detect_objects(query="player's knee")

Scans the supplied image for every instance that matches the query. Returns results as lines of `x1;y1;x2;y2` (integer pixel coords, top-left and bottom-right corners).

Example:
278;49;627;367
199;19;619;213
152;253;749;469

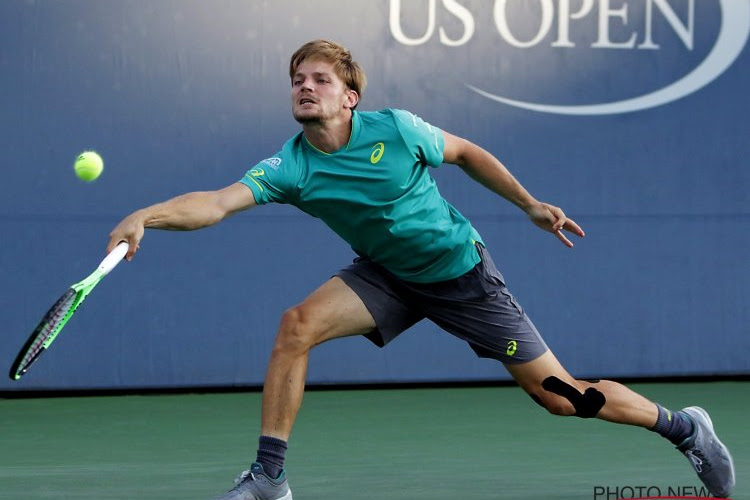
529;392;576;416
530;376;606;419
275;306;320;355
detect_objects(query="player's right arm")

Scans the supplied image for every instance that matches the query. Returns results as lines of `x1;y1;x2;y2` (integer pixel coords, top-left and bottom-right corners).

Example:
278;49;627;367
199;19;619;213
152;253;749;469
107;182;256;260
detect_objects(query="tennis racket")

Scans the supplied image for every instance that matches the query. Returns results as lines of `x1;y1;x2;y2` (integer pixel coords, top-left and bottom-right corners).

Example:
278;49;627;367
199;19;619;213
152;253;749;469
9;242;129;380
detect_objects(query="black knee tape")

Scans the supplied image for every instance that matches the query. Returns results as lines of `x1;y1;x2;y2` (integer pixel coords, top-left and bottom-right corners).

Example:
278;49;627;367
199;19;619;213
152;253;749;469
529;393;545;409
541;376;605;418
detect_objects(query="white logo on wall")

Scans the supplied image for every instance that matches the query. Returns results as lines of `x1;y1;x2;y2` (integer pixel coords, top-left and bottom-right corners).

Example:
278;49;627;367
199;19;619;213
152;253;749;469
389;0;750;115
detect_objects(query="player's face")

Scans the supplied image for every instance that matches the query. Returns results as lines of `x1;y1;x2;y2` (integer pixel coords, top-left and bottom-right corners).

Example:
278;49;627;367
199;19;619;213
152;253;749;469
291;59;355;124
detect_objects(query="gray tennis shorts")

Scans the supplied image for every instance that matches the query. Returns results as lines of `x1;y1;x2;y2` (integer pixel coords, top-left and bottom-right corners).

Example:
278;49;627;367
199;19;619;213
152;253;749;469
336;244;548;364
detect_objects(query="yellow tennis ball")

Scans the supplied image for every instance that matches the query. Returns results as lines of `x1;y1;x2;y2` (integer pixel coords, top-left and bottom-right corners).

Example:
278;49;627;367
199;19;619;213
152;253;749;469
74;151;104;182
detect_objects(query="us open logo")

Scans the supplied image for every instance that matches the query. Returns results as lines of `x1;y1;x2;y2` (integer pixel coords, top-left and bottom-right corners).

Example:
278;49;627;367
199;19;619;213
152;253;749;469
389;0;749;115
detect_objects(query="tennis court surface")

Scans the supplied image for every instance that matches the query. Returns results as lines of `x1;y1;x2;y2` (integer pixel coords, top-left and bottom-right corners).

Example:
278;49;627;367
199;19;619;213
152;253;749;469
1;381;746;499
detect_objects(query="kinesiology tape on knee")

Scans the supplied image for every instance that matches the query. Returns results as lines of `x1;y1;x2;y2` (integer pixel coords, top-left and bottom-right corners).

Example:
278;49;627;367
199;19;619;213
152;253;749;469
541;376;606;418
529;393;545;408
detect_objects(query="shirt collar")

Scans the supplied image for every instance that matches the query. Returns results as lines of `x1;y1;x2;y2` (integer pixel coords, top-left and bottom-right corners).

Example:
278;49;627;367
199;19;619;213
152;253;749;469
302;111;361;155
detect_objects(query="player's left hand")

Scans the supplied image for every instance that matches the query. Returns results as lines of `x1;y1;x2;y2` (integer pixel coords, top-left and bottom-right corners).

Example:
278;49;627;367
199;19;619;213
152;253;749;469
527;202;585;248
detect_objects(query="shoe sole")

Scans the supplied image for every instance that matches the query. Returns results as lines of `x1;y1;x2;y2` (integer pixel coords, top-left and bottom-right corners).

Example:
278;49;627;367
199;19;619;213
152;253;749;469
682;406;735;496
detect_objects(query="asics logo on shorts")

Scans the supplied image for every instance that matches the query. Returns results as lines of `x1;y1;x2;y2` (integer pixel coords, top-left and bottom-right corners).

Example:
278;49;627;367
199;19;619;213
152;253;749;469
506;340;518;356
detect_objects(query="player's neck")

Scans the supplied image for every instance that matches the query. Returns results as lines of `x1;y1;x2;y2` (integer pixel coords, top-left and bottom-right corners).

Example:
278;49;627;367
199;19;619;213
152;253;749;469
302;112;353;153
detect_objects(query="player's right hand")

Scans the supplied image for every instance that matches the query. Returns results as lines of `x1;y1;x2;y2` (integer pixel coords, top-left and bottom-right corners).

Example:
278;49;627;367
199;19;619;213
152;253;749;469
107;212;145;261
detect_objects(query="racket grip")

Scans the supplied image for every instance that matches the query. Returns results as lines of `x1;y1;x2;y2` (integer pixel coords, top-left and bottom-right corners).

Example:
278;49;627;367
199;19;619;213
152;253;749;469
98;242;129;275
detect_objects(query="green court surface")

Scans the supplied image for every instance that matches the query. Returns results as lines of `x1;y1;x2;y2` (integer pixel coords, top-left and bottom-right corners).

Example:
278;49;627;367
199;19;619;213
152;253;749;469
0;381;746;499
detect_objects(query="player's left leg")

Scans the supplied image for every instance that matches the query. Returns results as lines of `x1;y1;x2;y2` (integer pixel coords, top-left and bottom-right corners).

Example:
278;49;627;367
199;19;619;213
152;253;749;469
506;346;735;498
411;243;735;498
504;350;657;425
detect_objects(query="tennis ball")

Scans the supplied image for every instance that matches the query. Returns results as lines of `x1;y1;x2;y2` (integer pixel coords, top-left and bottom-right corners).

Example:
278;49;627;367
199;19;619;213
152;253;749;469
74;151;104;182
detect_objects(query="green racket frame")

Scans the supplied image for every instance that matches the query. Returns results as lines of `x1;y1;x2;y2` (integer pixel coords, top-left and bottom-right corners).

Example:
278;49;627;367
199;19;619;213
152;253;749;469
9;242;129;380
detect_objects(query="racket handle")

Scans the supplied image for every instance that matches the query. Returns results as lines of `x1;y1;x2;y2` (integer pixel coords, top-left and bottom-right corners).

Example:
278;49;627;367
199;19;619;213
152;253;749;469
98;242;129;275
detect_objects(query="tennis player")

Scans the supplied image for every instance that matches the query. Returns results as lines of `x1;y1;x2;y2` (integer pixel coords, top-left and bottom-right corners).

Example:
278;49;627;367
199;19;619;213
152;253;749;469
107;40;735;500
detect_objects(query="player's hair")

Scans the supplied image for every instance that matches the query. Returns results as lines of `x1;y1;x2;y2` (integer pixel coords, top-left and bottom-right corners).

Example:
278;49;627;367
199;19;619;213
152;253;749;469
289;40;367;109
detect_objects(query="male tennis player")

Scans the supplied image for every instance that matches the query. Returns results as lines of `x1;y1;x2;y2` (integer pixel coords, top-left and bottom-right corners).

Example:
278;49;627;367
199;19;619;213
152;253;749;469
107;40;735;500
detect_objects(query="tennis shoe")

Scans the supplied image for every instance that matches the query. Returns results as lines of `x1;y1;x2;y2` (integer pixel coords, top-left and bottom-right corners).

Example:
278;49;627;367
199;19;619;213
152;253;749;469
209;462;292;500
677;406;735;498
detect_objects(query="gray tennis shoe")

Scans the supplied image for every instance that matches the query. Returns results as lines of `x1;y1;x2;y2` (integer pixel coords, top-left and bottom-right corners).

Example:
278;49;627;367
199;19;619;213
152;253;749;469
210;462;292;500
677;407;735;498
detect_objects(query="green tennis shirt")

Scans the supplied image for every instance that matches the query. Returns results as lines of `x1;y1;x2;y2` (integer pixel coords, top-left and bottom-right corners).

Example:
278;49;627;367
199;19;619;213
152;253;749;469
239;108;482;283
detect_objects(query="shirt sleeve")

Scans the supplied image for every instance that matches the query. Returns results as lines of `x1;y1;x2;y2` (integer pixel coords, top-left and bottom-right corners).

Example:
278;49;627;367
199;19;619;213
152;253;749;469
238;153;293;205
391;109;445;168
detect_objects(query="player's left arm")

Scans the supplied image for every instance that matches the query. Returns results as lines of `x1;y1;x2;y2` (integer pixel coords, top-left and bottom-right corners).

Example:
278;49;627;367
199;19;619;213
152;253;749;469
442;131;585;247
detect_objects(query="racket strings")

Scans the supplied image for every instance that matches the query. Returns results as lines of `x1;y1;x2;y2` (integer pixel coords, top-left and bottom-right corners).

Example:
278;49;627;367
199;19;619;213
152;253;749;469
21;290;76;364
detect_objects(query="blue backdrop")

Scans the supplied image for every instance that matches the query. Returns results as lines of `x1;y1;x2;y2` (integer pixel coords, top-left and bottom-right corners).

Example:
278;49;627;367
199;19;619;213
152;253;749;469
2;0;748;391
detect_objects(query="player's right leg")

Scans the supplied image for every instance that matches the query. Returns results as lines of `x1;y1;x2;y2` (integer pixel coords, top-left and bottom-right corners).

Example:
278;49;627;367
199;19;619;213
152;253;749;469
261;276;378;441
210;276;379;500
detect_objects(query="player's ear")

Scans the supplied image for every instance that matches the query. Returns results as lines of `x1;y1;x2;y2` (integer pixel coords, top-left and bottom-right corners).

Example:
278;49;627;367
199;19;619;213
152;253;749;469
344;88;359;110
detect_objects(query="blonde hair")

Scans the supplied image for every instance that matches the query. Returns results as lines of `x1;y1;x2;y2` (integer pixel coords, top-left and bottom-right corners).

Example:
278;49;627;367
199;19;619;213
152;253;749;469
289;40;367;108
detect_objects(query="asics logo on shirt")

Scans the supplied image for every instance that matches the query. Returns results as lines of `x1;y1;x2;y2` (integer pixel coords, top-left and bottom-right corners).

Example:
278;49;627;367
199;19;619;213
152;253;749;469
245;168;265;191
370;142;385;164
